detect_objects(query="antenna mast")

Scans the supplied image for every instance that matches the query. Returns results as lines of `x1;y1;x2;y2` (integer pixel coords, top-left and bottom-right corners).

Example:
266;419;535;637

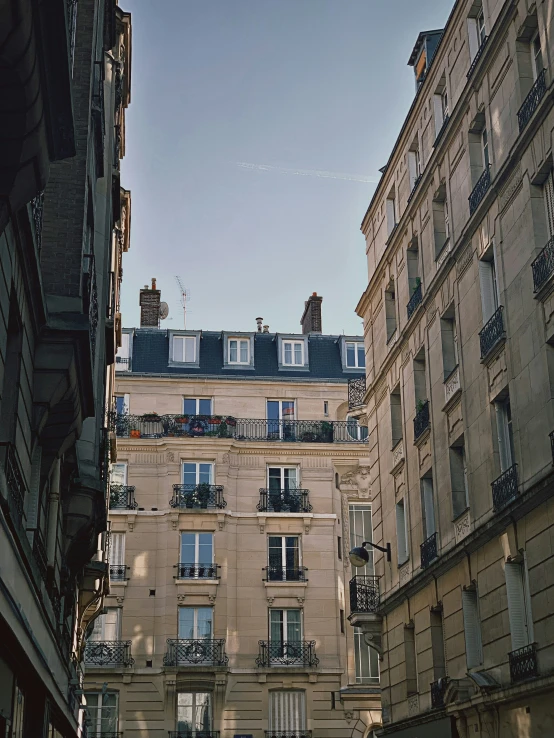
175;276;190;329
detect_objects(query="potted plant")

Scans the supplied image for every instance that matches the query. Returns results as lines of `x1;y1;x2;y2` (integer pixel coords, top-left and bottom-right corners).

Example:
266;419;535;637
320;421;334;443
142;411;159;423
175;415;189;424
189;417;207;436
195;482;212;508
218;420;230;438
210;415;223;425
130;429;141;438
226;416;237;427
416;398;427;414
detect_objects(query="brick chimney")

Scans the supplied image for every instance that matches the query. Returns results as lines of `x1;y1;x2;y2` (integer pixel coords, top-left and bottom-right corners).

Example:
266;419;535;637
139;278;161;327
300;292;322;334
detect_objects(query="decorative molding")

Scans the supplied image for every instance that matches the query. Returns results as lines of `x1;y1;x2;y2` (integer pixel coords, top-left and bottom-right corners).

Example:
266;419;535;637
399;562;411;586
344;711;354;724
259;516;266;534
444;366;461;405
221;453;230;464
208;594;216;604
342;494;351;562
297;597;305;607
454;509;471;544
267;597;275;606
166;451;175;463
391;439;405;473
408;694;419;717
499;162;522;213
340;465;371;499
177;594;186;603
456;247;474;277
436;240;452;270
116;596;124;605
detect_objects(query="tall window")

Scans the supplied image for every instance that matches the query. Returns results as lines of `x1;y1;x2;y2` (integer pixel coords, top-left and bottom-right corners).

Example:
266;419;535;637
385;279;397;342
346;341;365;368
282;340;304;366
543;171;554;239
468;7;486;60
462;587;483;668
183;398;212;416
109;532;125;569
84;693;118;736
404;624;418;695
505;559;534;650
354;628;380;683
177;692;211;737
183;462;213;486
495;397;515;472
482;128;490;168
430;608;446;681
270;609;302;642
433;79;449;136
267;400;295;440
413;349;427;406
408;140;421;190
386;194;397;236
390;385;403;447
178;607;213;640
268;536;300;580
180;532;213;565
173;335;196;363
228;337;249;364
269;691;306;733
268;466;298;491
110;462;127;486
114;394;129;415
420;476;436;540
477;8;486;43
0;290;23;445
450;439;469;519
432;191;449;257
396;499;409;565
479;253;499;324
349;504;373;574
441;306;458;378
90;609;121;641
531;31;543;80
11;684;25;738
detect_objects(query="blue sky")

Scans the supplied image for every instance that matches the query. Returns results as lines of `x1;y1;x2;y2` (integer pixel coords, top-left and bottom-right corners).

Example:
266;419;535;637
120;0;453;336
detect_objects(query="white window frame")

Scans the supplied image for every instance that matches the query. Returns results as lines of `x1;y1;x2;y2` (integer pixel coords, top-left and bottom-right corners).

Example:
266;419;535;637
478;254;499;324
267;400;296;421
277;335;309;370
283;340;304;366
110;462;128;485
169;331;201;367
173;335;196;363
353;626;380;683
444;197;450;241
183;397;213;415
180;531;214;565
505;557;534;651
84;693;119;735
91;608;121;641
177;692;212;736
477;8;486;44
349;504;373;574
268;535;302;570
495;398;514;473
182;462;214;485
269;691;306;732
482;128;489;168
396;499;409;565
421;477;436;539
345;341;365;369
178;606;214;639
269;608;303;642
228;337;250;365
267;466;299;488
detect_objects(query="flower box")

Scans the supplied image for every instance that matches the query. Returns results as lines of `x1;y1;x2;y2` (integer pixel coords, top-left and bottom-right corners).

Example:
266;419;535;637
226;416;237;427
130;429;141;438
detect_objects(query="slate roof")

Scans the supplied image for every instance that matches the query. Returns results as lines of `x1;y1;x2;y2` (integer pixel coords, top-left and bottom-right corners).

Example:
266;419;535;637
124;329;364;383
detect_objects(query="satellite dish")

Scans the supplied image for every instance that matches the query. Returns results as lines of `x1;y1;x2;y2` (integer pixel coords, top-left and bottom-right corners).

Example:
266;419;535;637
159;301;169;320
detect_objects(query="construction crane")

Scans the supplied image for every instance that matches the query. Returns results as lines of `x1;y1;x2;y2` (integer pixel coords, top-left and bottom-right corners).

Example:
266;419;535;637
175;276;190;329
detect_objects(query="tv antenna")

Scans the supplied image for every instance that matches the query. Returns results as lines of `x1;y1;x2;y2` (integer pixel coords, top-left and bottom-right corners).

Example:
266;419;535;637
175;276;190;329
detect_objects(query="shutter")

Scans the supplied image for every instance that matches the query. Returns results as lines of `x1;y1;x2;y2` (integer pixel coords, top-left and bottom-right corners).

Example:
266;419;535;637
495;402;511;472
110;533;125;566
544;171;554;239
479;260;496;323
421;478;436;538
505;562;529;650
396;501;408;563
462;588;483;667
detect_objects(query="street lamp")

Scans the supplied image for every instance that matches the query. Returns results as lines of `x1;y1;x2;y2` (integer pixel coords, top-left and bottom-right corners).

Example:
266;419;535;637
349;540;391;566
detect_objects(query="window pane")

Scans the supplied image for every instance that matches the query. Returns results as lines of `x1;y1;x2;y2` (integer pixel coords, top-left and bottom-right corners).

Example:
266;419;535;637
198;463;212;484
198;398;212;415
173;336;183;362
178;608;195;638
267;401;279;420
240;340;249;363
268;537;283;568
181;533;195;563
285;537;299;570
282;401;295;418
198;533;213;564
270;610;284;642
287;609;301;641
183;463;197;486
184;336;195;362
268;468;282;491
115;395;126;414
346;343;355;367
183;398;196;415
284;343;292;364
195;693;212;731
229;340;237;362
283;468;297;489
357;344;365;367
294;343;303;364
349;504;373;574
196;608;213;639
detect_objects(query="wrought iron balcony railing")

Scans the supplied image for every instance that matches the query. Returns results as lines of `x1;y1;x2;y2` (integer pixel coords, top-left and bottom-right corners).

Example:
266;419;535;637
467;35;488;79
30;191;45;254
420;532;438;569
257;488;312;513
469;165;491;215
84;640;134;667
518;69;546;133
349;575;380;613
407;282;423;319
531;236;554;292
170;484;226;510
169;732;219;738
163;638;228;666
348;376;366;410
256;641;319;667
0;443;27;529
509;642;538;683
430;678;448;708
491;463;518;511
263;566;308;582
414;400;430;441
265;732;312;738
479;306;505;359
31;529;48;579
109;565;128;581
174;563;220;579
115;355;130;369
109;484;138;509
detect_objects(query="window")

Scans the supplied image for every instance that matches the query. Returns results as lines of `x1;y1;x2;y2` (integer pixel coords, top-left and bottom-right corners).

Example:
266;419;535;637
340;609;345;634
390;385;403;447
346;341;365;368
177;692;212;737
462;587;483;668
11;684;25;738
467;8;486;60
421;476;436;539
531;31;543;80
110;462;127;486
385;279;397;342
386;194;397;236
180;532;213;565
268;466;298;491
430;608;446;681
433;79;449;136
183;462;213;486
268;536;300;580
444;196;450;240
283;340;304;366
479;254;499;323
354;627;380;683
450;439;469;519
337;536;342;560
269;691;306;733
408;140;421;191
115;331;131;370
432;188;449;257
270;609;302;642
349;504;373;574
404;623;418;695
543;171;554;239
413;349;427;406
183;397;212;416
505;558;534;650
482;128;490;168
114;394;129;415
396;499;409;565
441;88;449;119
477;8;486;43
0;290;23;445
172;335;196;363
90;608;121;641
267;400;296;439
440;306;458;378
178;607;213;639
495;397;515;472
407;240;420;298
84;693;118;736
228;337;250;364
324;400;329;416
109;532;125;567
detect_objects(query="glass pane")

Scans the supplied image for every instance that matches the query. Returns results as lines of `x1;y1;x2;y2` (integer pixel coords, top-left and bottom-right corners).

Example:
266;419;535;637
357;344;365;367
282;401;295;418
286;610;301;641
270;610;284;642
115;395;125;414
284;343;292;364
240;341;249;363
267;401;279;420
178;608;195;639
198;533;213;565
110;463;126;485
283;468;297;490
285;538;299;570
196;608;213;639
349;504;373;574
198;398;212;415
184;337;195;362
183;463;197;486
229;340;237;362
294;343;302;364
268;537;283;568
183;398;197;415
177;693;193;733
195;693;211;731
346;343;355;367
198;464;212;484
181;533;195;563
268;468;282;491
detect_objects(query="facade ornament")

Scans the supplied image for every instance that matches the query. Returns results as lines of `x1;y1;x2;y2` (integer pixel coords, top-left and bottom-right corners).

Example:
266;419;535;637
208;594;216;604
116;596;124;605
127;519;134;532
297;597;305;607
341;465;371;498
267;597;274;606
177;594;186;603
166;451;175;463
344;711;354;724
222;453;230;464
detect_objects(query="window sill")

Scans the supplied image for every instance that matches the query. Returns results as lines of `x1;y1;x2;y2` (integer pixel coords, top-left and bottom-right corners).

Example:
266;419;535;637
175;578;220;586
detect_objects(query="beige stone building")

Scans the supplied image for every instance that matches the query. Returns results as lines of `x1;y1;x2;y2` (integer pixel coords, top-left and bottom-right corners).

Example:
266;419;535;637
83;293;382;738
349;0;554;736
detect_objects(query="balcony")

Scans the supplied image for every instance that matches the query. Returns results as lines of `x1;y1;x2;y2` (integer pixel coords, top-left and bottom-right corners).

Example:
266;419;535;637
170;484;226;510
163;638;228;667
413;400;430;441
109;484;137;510
509;643;538;683
257;488;312;513
349;575;380;613
174;563;220;579
0;442;27;529
420;532;438;569
263;566;308;582
88;734;122;738
407;282;423;320
469;165;491;215
256;641;319;668
265;733;312;738
518;69;546;133
109;565;128;582
115;355;130;370
430;678;448;708
479;306;505;360
32;529;48;579
84;640;134;668
531;236;554;293
491;464;518;511
348;376;366;410
169;733;219;738
467;36;488;79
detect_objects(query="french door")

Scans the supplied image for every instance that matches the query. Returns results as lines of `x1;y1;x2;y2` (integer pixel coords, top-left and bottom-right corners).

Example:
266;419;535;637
267;400;295;439
268;536;300;580
177;692;212;737
270;609;302;642
178;607;213;640
85;693;118;736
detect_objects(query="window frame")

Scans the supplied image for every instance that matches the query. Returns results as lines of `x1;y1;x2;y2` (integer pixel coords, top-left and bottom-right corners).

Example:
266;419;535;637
276;335;309;371
177;691;212;736
353;626;380;684
84;693;119;736
531;30;543;81
462;586;483;668
268;535;302;572
183;397;213;416
223;332;255;369
395;498;409;565
269;690;306;732
178;606;214;639
182;461;214;486
168;331;201;368
349;503;373;575
269;608;303;642
180;531;214;566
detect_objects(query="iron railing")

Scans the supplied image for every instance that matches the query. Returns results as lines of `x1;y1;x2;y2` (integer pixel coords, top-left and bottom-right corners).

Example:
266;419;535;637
407;174;422;204
30;191;44;253
115;356;130;369
420;532;438;569
163;639;228;666
84;640;134;667
32;529;48;579
257;489;312;513
87;734;122;738
550;430;554;465
469;165;491;215
348;376;366;409
256;641;319;667
407;282;423;319
434;114;450;145
509;643;538;683
0;442;26;528
479;306;504;359
265;733;312;738
170;484;226;510
168;733;219;738
109;484;137;509
109;565;128;581
262;566;308;582
531;236;554;292
430;678;448;708
174;563;220;579
467;36;488;79
518;69;546;133
491;464;518;511
349;575;380;613
414;400;430;440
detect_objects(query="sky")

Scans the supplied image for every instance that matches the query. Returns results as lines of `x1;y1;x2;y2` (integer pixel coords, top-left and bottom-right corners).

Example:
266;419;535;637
119;0;453;336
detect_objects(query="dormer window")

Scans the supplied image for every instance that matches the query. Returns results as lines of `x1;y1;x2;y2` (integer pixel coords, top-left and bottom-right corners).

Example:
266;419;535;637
223;332;254;368
169;331;201;367
229;338;249;364
346;342;365;369
283;340;304;366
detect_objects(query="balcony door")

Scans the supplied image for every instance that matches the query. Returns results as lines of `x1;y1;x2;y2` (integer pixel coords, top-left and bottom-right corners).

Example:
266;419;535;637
183;462;213;486
270;609;302;643
268;536;300;580
84;693;118;737
178;607;213;640
269;691;306;734
177;692;212;737
267;400;295;439
180;532;214;565
90;608;120;641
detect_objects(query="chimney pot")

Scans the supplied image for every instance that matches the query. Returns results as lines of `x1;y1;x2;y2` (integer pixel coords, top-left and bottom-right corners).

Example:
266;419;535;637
256;317;263;332
152;277;157;290
263;325;269;333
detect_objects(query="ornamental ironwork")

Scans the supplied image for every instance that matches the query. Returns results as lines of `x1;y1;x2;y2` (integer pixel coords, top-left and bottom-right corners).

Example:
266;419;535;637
88;263;99;361
163;639;228;666
170;484;226;510
479;306;504;359
256;641;318;667
349;575;380;613
263;566;308;582
469;165;491;215
257;488;312;513
168;733;219;738
109;565;128;581
348;376;366;410
175;563;220;579
491;464;518;511
467;36;488;79
509;643;538;683
518;69;546;133
109;484;137;509
265;733;312;738
420;532;438;569
413;400;430;441
84;640;134;667
0;442;26;528
31;191;44;253
531;236;554;292
430;678;448;708
407;282;423;319
32;529;48;579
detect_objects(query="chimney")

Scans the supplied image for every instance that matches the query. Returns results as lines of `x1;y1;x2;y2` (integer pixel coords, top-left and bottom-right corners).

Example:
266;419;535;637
256;317;263;332
300;292;322;334
139;277;161;328
263;325;269;333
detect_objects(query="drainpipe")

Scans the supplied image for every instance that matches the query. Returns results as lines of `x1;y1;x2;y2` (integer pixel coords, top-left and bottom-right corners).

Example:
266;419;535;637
47;458;60;566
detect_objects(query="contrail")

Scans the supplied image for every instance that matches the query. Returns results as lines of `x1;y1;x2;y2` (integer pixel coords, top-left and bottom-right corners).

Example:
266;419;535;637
236;161;377;184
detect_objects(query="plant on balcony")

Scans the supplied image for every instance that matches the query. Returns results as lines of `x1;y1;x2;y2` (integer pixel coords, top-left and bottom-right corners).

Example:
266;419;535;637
210;415;223;425
130;429;141;438
413;277;421;292
142;412;159;422
188;417;207;436
283;488;300;512
268;489;283;512
226;416;237;427
175;415;189;423
218;420;231;438
416;398;426;413
195;482;212;507
320;421;334;442
301;431;319;442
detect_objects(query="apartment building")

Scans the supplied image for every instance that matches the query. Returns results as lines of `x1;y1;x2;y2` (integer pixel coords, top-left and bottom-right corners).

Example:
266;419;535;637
349;1;554;737
0;1;131;736
83;292;382;738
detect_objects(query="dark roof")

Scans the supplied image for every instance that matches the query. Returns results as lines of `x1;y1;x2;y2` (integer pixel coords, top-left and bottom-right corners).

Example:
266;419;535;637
125;329;364;383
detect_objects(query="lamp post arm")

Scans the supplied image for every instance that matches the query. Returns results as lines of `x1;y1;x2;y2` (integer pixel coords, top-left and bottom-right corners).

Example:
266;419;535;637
362;541;392;562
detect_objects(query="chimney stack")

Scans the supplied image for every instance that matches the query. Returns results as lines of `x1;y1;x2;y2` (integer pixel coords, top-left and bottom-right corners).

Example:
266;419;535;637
139;277;161;328
300;292;323;334
263;325;269;333
256;317;263;332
